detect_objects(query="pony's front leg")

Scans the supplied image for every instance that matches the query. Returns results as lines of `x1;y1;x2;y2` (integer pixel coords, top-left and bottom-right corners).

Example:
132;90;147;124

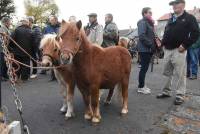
79;89;93;120
65;83;75;119
91;88;101;123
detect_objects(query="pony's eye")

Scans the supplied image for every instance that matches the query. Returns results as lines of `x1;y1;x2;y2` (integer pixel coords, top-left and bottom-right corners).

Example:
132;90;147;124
76;37;80;42
40;48;43;52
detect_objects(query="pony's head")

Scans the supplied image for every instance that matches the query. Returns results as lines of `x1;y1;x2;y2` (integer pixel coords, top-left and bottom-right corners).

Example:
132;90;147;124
40;34;61;67
118;37;129;48
57;20;83;64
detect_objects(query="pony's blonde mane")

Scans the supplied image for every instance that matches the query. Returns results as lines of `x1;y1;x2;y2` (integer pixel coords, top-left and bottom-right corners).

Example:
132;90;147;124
40;34;60;49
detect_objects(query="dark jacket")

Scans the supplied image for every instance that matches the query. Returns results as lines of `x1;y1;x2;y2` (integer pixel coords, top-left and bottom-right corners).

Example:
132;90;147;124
9;25;34;57
162;11;200;50
137;17;156;53
43;23;60;35
32;25;42;48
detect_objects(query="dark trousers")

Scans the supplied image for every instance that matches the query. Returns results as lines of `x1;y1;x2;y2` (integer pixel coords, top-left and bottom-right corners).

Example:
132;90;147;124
31;52;38;75
0;52;8;78
14;55;30;80
138;52;153;88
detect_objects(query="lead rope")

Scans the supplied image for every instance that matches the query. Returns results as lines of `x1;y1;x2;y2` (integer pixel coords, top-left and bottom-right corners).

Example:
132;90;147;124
1;34;30;134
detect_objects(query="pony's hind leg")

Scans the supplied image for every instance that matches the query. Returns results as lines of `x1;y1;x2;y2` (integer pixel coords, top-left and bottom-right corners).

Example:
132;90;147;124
121;80;129;115
104;88;114;105
65;82;75;119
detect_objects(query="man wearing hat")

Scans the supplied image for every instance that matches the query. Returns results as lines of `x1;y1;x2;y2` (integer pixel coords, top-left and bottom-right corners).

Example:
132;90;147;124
157;0;200;105
84;13;103;45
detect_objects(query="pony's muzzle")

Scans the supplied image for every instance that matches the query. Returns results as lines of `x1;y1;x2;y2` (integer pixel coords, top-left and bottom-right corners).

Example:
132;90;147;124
60;53;73;64
41;58;52;68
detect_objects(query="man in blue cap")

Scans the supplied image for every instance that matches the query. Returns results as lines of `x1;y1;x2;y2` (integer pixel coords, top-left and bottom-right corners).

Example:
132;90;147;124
157;0;200;105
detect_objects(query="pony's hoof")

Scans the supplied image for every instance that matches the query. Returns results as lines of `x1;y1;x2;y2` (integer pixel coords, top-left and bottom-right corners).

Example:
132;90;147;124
60;106;67;114
121;108;128;115
65;112;75;120
84;114;92;120
92;117;100;123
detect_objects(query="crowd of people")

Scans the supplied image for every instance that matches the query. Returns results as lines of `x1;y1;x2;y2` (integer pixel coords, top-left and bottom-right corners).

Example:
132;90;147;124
0;0;200;106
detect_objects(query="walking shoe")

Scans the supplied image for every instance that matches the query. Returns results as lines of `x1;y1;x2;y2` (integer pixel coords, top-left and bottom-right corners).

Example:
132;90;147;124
156;92;171;99
144;86;151;92
137;87;151;94
189;75;197;80
30;74;37;79
174;95;184;105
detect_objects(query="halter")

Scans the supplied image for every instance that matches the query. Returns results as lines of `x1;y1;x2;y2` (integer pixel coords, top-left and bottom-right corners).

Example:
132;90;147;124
59;32;83;57
42;54;61;66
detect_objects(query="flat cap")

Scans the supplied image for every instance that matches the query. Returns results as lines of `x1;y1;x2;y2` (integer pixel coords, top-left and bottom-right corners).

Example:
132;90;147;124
88;13;97;17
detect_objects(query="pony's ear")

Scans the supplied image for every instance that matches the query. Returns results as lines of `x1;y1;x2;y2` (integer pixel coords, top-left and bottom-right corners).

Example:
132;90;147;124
76;20;82;30
62;19;66;24
55;35;60;41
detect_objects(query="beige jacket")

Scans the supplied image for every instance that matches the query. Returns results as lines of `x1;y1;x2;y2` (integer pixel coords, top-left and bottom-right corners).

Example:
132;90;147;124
85;23;103;45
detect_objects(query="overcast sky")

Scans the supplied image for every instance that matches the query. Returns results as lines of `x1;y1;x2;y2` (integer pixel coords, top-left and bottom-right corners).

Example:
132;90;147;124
14;0;200;29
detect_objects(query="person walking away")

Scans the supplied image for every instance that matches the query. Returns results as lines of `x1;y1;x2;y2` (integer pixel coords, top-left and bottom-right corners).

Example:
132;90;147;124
41;15;60;81
9;18;34;82
28;16;42;79
137;7;156;94
84;13;103;45
102;13;119;48
157;0;199;105
0;17;11;81
187;36;200;80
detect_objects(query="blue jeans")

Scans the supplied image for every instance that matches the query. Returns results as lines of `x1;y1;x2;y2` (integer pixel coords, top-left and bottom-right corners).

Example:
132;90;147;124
199;48;200;65
187;48;199;76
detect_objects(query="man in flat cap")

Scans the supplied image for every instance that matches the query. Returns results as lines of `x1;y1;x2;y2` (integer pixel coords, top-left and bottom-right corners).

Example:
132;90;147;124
157;0;200;105
84;13;103;45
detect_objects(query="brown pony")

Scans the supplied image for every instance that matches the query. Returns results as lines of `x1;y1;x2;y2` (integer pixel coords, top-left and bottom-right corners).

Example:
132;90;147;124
58;20;131;123
118;37;129;48
40;34;75;119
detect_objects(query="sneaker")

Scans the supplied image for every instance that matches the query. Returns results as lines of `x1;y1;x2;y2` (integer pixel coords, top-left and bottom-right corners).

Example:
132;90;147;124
137;87;151;94
30;74;37;79
144;86;151;92
189;75;197;80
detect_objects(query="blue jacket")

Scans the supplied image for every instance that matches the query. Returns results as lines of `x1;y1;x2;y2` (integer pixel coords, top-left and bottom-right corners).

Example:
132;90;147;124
137;17;156;53
43;24;60;35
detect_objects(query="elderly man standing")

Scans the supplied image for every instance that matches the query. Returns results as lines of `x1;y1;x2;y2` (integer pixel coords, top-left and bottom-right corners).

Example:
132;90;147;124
0;17;11;81
157;0;200;105
102;13;119;48
84;13;103;45
28;16;42;79
9;18;34;82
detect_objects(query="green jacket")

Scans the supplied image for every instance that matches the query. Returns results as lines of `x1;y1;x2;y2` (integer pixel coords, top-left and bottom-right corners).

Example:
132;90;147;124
190;36;200;49
102;22;119;47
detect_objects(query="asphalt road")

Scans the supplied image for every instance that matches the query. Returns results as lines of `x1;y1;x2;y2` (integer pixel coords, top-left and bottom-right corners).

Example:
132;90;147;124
1;60;200;134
